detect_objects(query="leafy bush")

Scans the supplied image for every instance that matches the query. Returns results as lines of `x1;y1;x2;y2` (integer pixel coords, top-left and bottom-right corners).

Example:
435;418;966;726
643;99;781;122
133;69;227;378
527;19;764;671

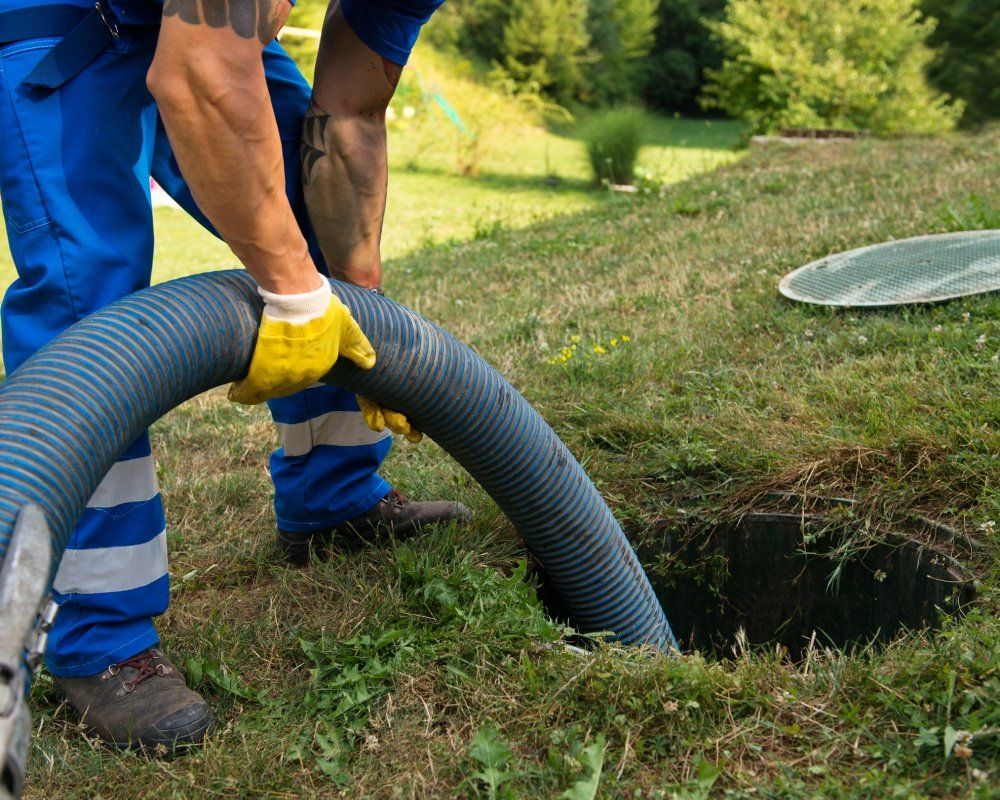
383;47;564;178
702;0;963;135
922;0;1000;127
581;106;647;185
643;0;725;112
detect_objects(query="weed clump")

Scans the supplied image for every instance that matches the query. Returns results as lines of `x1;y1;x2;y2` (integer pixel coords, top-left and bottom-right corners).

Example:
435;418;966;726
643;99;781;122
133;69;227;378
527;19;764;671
581;106;647;186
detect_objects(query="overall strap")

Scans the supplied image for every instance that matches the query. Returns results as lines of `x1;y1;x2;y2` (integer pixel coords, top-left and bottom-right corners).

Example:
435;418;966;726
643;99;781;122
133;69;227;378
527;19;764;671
0;5;89;42
0;2;122;90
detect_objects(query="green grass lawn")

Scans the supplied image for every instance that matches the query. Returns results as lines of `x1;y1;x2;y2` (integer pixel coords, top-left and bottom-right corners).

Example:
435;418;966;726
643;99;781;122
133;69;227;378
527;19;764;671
382;112;742;257
16;128;999;798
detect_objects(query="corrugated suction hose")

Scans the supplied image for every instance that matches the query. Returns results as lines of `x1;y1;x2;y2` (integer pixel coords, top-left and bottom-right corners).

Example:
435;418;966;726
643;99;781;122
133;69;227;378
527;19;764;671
0;271;676;651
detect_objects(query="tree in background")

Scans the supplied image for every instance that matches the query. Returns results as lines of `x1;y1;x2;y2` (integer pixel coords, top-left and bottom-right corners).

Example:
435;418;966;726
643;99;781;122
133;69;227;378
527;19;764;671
427;0;661;106
922;0;999;127
583;0;659;104
501;0;591;103
703;0;963;135
426;0;513;65
643;0;725;113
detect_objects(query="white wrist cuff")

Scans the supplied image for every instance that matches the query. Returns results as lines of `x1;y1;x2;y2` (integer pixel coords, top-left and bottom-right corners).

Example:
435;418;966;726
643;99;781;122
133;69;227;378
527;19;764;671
258;278;331;324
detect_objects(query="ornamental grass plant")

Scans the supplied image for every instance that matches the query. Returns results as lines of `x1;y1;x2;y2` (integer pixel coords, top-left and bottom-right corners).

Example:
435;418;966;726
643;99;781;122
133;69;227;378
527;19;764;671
581;106;648;186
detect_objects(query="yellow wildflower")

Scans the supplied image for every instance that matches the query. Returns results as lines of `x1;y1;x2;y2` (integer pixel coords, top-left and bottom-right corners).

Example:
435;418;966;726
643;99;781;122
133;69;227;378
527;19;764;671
593;345;606;355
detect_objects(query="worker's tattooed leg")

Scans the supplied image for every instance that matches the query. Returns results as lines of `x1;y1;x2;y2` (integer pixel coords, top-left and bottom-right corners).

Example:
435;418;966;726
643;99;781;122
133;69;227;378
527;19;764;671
162;0;285;45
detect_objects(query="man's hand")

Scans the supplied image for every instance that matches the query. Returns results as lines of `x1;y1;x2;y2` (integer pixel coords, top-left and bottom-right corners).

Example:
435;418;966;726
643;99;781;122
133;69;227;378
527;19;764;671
229;280;376;405
357;396;422;443
149;1;364;404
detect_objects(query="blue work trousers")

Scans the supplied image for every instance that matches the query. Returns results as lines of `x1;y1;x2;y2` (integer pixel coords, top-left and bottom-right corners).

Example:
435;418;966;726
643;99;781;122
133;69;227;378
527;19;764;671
0;27;392;677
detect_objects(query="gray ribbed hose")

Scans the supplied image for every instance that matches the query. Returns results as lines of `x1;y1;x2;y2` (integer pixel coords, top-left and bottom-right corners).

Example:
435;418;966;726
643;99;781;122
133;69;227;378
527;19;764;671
0;271;676;651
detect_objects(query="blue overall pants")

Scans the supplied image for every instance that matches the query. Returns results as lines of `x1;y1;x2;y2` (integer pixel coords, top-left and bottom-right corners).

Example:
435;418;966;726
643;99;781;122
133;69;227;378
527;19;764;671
0;27;392;677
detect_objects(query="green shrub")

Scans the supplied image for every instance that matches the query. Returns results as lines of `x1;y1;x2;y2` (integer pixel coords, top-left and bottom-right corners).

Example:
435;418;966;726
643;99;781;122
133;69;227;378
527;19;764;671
581;107;647;185
702;0;963;135
922;0;1000;127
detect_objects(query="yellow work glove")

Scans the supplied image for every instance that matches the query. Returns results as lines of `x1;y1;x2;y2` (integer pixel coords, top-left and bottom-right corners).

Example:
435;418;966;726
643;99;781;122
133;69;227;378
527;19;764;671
357;395;423;443
229;279;376;405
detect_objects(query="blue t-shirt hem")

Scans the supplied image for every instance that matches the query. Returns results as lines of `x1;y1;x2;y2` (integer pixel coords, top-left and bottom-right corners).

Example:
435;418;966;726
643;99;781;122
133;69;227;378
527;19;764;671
341;0;442;66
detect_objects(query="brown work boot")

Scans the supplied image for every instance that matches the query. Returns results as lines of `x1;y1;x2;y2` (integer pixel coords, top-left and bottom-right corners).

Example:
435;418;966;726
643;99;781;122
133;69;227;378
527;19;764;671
277;489;472;565
52;647;213;751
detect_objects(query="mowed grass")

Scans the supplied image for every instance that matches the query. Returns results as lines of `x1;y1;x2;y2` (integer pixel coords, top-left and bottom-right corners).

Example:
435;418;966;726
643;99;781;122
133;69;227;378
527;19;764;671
382;108;742;260
17;129;1000;799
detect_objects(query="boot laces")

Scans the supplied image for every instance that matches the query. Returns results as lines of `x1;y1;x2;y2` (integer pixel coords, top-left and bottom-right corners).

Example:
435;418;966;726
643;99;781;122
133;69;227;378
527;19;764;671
114;650;161;690
385;489;408;507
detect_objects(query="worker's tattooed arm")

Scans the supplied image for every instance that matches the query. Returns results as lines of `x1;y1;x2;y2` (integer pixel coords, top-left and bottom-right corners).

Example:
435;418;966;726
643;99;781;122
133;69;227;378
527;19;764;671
149;0;324;294
162;0;282;45
301;2;402;289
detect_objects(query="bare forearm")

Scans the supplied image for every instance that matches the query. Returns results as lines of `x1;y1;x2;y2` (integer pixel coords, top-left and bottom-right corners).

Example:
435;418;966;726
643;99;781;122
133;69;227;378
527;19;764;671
303;0;401;289
302;104;388;288
148;1;321;294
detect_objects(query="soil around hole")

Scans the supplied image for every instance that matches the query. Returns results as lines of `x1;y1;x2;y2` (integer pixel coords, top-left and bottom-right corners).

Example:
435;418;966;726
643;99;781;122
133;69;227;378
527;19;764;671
534;500;977;659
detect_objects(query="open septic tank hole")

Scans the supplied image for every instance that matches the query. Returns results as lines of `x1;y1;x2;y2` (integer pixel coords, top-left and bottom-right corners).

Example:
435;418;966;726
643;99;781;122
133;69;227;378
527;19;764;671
538;499;977;659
